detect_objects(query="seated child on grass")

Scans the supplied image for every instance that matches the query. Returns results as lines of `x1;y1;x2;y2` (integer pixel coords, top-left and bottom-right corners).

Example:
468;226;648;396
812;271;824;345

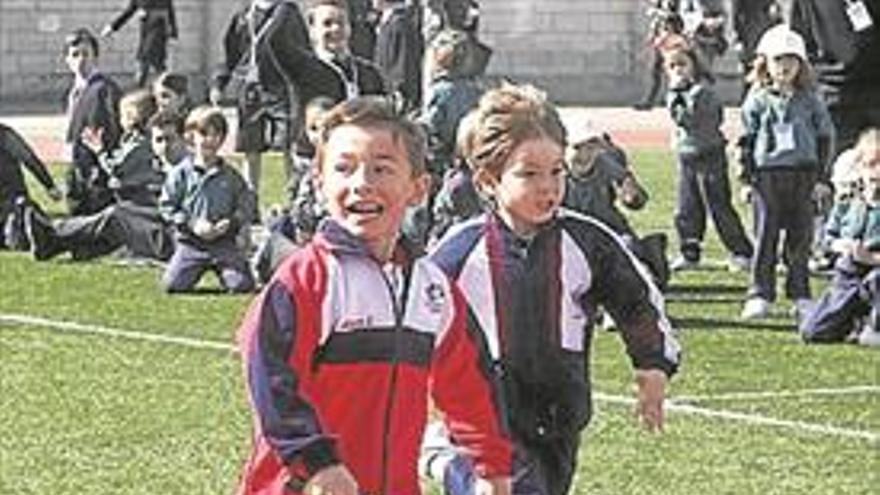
24;111;188;263
563;127;670;290
82;88;162;207
235;96;512;495
158;106;255;293
801;128;880;346
0;123;62;249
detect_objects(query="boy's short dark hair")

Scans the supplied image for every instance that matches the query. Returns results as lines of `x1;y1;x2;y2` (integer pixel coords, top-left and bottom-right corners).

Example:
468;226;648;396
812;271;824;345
154;72;189;97
305;0;350;18
64;28;99;57
184;106;229;140
148;109;185;135
314;96;427;176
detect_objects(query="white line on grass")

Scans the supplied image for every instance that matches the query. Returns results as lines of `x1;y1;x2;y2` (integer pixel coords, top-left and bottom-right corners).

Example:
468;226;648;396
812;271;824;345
4;312;877;444
672;386;880;403
595;392;879;444
0;313;236;353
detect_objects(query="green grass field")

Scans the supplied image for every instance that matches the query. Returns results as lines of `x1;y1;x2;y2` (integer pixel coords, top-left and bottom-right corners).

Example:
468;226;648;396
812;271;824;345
1;150;877;494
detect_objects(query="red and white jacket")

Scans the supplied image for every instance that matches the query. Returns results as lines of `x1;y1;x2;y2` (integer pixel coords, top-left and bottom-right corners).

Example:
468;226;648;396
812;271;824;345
236;220;512;495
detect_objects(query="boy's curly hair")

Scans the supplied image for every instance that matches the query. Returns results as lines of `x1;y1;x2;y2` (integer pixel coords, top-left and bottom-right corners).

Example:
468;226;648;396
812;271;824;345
462;83;567;178
314;96;427;176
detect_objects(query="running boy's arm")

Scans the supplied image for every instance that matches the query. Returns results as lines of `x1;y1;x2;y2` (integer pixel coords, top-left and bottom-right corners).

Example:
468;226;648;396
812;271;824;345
738;92;763;184
430;288;513;483
106;0;138;34
238;280;345;486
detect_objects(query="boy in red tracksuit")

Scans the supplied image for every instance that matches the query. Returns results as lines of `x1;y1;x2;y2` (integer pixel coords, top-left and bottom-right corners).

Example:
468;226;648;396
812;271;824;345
236;96;512;495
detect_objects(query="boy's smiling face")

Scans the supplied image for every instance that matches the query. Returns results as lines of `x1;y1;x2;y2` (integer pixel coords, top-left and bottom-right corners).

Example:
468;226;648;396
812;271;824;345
309;4;351;57
477;136;566;237
317;123;428;260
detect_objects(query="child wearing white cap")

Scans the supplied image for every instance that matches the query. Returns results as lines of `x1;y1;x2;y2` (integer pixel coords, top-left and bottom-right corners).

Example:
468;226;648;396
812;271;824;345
739;24;836;320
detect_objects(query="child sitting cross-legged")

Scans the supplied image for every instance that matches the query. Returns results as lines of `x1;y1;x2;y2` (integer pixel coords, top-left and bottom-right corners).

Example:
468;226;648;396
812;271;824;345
158;106;256;293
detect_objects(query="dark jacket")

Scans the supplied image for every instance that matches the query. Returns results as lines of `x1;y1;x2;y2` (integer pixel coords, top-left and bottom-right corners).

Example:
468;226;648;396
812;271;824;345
65;72;121;148
213;1;310;99
0;123;55;205
791;0;880;106
374;4;424;111
431;211;680;445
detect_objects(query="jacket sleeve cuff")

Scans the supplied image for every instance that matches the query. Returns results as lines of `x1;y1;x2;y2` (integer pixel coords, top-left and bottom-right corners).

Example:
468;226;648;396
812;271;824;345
302;438;342;478
634;353;678;377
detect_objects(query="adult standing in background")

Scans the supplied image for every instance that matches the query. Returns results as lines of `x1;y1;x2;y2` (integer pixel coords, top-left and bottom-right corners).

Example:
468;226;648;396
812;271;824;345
210;0;310;213
790;0;880;153
348;0;378;60
101;0;178;87
678;0;729;72
373;0;425;113
731;0;782;77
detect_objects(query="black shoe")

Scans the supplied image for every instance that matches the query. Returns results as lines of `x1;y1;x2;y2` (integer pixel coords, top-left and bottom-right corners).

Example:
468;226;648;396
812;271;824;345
633;101;654;111
24;207;63;261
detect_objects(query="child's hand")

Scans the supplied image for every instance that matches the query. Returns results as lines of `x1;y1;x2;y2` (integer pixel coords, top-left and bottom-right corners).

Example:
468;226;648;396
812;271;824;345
209;88;223;106
80;126;105;154
191;218;215;239
634;368;668;432
475;477;511;495
830;238;858;256
304;465;358;495
107;176;122;190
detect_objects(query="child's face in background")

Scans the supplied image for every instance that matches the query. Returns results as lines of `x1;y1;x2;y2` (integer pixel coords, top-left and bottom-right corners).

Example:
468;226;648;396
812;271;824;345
153;84;186;114
120;103;140;133
317;124;428;260
189;127;224;166
309;4;351;56
768;54;801;89
305;107;328;146
65;43;96;78
479;136;566;237
664;51;694;88
150;124;182;165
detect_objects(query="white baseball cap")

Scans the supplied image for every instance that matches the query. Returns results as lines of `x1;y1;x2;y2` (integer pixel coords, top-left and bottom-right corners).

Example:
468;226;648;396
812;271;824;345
756;24;808;60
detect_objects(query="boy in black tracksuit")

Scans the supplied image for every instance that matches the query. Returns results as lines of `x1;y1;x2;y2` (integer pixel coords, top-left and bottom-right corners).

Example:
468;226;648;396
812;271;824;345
0;123;61;249
101;0;178;87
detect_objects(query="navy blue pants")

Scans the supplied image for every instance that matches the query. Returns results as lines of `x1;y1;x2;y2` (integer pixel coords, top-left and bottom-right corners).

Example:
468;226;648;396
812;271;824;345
674;149;753;261
800;256;880;341
162;237;255;293
750;169;816;301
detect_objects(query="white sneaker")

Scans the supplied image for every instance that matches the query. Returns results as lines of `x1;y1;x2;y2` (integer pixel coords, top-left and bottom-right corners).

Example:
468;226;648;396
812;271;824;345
741;297;771;320
857;321;880;347
790;298;813;319
728;254;752;273
671;256;699;272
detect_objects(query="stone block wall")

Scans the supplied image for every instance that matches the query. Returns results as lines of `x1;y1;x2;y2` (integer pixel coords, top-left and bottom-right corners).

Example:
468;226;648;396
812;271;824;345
0;0;740;107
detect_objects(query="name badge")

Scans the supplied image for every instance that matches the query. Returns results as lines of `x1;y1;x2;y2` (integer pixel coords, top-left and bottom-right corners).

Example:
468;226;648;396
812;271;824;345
846;0;874;32
773;122;796;152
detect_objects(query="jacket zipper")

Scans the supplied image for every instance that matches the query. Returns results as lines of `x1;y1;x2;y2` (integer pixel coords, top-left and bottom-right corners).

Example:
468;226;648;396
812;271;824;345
378;262;411;495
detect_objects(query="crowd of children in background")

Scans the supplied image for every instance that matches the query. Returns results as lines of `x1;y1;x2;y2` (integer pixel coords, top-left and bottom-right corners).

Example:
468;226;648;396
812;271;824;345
0;0;877;493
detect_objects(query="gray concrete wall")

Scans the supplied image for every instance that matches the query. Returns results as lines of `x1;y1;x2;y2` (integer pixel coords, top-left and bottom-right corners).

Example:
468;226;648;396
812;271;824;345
0;0;245;106
0;0;742;108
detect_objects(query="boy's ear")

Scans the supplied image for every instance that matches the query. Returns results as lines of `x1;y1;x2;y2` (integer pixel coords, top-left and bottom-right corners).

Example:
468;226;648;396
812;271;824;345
472;169;498;198
407;173;432;207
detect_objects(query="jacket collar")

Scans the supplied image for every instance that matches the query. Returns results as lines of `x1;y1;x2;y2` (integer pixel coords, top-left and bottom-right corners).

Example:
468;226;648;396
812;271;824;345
313;219;422;264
